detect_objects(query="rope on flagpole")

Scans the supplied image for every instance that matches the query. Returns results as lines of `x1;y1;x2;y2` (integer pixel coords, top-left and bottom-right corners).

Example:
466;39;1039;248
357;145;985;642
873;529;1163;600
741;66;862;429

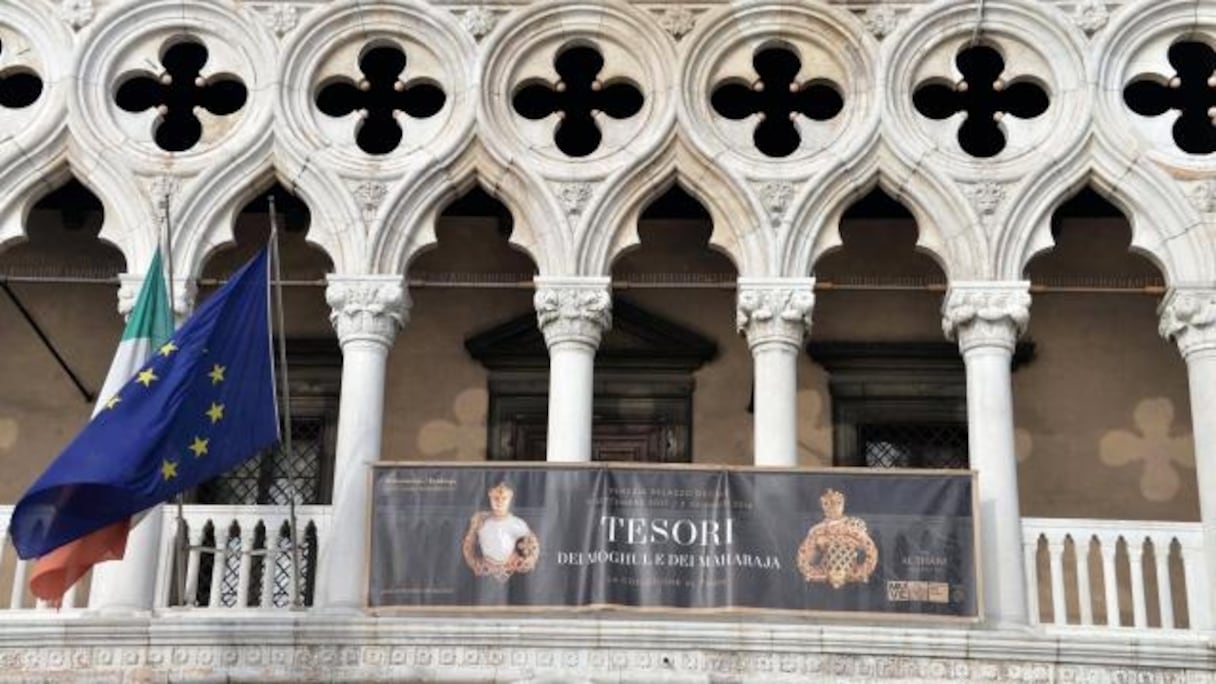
162;192;192;607
267;196;302;609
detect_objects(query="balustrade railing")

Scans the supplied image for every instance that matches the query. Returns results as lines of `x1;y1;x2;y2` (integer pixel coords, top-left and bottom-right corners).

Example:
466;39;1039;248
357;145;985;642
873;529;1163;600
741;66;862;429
0;504;330;612
1022;517;1209;631
4;507;1210;630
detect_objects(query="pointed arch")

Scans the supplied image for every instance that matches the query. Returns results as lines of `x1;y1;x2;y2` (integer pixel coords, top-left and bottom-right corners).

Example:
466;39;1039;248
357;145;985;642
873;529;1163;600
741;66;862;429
0;0;75;254
784;143;977;280
577;135;761;276
173;133;353;279
0;141;163;271
998;136;1212;285
372;140;558;277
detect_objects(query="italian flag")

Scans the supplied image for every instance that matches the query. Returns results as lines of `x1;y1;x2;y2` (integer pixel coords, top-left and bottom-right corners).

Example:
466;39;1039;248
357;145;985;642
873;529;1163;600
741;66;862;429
29;252;173;602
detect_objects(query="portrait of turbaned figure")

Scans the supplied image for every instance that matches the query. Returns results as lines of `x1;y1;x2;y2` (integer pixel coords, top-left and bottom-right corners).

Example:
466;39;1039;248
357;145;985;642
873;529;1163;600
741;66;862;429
462;481;540;581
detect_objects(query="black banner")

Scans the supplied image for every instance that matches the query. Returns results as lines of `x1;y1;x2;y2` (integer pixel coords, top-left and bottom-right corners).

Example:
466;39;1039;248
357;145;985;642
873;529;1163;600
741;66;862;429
368;464;979;620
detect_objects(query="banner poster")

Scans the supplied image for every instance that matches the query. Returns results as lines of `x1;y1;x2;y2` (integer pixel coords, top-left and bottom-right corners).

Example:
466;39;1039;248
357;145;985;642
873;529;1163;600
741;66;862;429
367;464;979;621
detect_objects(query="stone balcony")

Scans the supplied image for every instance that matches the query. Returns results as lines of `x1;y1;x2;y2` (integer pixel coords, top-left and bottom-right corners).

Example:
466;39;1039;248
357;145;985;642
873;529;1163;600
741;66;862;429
0;505;1212;682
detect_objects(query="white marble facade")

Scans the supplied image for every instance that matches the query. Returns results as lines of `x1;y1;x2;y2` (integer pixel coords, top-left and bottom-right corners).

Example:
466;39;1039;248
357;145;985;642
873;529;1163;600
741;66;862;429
1;0;1216;680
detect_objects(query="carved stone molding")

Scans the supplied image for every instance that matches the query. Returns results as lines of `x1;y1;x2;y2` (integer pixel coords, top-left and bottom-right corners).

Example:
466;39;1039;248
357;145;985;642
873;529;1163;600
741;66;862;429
326;275;409;347
0;616;1206;683
736;277;816;350
352;181;389;225
860;6;900;39
757;181;795;228
533;276;612;349
942;282;1031;354
1185;180;1216;215
1072;0;1110;35
1159;288;1216;358
655;6;697;41
59;0;94;30
459;6;499;40
555;182;594;218
252;4;303;38
144;175;183;226
961;182;1008;221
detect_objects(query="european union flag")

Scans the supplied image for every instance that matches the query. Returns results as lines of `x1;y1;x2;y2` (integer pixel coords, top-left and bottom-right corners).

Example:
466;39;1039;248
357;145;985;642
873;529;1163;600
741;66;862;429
9;249;279;560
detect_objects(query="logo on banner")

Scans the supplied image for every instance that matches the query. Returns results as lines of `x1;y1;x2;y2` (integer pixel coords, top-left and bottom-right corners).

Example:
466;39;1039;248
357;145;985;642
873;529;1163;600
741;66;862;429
796;489;879;589
462;481;540;581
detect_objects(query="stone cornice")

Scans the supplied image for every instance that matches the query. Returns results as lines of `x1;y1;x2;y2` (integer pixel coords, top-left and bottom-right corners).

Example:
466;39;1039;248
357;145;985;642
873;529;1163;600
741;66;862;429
1159;287;1216;358
736;277;816;350
533;276;612;349
0;615;1209;682
325;275;409;348
942;282;1031;354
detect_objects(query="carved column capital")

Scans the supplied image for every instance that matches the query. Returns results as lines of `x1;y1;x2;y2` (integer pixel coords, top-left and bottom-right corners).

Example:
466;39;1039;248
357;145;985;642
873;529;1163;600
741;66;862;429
736;277;816;350
325;275;409;348
115;273;195;322
172;278;197;322
1159;287;1216;358
942;281;1031;354
116;273;144;319
533;276;612;349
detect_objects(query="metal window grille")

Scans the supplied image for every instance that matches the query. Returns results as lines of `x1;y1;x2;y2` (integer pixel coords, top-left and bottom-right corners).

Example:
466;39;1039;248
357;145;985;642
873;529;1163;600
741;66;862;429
199;417;325;505
858;422;969;469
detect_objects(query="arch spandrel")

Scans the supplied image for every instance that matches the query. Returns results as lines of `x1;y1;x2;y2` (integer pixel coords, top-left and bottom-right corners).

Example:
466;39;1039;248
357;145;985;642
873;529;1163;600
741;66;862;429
577;136;761;277
783;143;978;281
998;137;1212;286
171;141;355;281
372;142;557;277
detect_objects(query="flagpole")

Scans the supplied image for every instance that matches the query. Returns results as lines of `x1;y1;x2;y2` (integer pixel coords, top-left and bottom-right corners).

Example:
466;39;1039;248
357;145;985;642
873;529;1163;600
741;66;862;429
162;192;192;607
267;196;301;608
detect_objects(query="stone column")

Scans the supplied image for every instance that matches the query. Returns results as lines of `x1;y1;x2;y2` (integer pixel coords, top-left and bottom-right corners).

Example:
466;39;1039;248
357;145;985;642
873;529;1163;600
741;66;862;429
737;278;815;467
1159;287;1216;629
315;275;408;612
88;276;196;612
534;277;611;463
942;281;1031;627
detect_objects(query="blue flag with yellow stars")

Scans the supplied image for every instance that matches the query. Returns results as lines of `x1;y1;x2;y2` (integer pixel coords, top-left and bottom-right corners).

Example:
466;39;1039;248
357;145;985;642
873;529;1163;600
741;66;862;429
9;248;279;560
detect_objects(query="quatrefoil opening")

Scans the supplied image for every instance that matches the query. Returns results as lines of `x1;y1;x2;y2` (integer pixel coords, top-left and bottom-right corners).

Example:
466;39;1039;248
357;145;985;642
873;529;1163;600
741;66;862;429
912;44;1049;158
512;45;644;158
710;47;844;158
315;45;446;156
1123;40;1216;155
0;37;43;109
115;39;248;153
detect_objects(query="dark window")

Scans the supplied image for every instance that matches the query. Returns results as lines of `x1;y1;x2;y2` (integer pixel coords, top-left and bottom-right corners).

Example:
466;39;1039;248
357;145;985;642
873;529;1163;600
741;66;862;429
857;422;969;470
809;342;1033;469
487;381;694;463
810;342;970;469
468;299;716;463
